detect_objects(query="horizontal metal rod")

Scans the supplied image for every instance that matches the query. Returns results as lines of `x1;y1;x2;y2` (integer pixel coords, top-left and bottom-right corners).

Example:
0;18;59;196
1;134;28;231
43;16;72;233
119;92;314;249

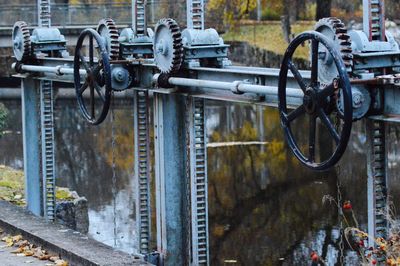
12;63;86;75
154;74;304;98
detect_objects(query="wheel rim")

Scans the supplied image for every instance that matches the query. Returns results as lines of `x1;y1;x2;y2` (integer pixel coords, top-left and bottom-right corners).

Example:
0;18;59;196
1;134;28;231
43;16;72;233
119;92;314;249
278;31;353;171
74;28;112;125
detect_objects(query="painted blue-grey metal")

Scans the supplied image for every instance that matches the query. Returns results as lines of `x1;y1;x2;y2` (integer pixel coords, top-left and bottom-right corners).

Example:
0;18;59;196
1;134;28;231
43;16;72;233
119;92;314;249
366;119;388;251
21;78;42;216
186;0;204;30
40;79;56;221
10;0;400;264
134;89;152;255
154;93;187;265
188;97;209;265
38;0;56;222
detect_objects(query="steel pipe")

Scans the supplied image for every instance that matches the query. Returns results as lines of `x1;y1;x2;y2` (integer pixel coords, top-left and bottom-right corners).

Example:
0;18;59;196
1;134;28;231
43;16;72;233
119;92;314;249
12;63;86;75
154;74;304;99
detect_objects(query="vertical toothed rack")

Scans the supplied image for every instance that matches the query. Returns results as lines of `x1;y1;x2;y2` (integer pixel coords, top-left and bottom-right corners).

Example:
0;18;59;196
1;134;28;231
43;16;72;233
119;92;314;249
132;0;152;257
186;1;210;265
363;0;388;256
38;0;56;221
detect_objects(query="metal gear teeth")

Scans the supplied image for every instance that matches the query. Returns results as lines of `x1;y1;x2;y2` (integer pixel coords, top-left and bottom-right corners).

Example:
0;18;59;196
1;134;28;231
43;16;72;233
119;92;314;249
97;18;120;60
13;21;31;62
315;17;353;73
154;18;184;74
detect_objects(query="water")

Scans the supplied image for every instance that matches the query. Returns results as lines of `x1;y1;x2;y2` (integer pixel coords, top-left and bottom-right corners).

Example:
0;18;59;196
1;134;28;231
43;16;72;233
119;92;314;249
1;96;399;265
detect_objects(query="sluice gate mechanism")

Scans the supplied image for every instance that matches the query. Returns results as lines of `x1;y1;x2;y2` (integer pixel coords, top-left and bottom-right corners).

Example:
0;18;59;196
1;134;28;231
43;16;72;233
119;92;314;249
9;0;400;264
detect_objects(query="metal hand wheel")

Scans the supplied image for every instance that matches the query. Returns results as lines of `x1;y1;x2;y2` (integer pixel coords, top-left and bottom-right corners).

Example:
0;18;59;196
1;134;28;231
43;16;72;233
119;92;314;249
74;28;111;125
278;31;353;171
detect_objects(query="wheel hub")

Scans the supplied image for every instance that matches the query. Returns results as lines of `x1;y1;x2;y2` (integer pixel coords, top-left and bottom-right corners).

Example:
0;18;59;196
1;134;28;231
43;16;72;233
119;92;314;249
303;88;318;114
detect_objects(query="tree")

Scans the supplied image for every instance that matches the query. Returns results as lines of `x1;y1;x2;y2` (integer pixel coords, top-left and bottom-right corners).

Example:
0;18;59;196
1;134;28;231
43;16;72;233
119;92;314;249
316;0;332;20
207;0;257;30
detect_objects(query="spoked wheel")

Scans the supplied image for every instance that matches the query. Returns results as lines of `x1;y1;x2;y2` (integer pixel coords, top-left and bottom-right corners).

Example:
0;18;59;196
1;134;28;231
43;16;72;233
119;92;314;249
278;31;353;171
74;28;112;125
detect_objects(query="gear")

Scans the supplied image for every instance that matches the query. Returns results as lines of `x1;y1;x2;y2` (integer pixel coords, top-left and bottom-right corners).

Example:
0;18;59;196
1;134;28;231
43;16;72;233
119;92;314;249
153;18;184;74
97;18;120;60
12;21;31;62
314;17;353;84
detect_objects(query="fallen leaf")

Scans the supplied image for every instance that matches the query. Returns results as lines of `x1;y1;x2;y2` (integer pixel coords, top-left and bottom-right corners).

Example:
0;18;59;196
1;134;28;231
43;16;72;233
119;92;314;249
24;250;34;256
38;254;52;260
12;235;23;242
55;260;68;266
49;256;59;262
11;247;23;254
14;194;22;200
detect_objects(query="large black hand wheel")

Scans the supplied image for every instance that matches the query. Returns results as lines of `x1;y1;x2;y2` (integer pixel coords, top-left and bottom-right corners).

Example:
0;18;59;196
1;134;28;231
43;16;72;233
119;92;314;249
74;28;111;125
278;31;353;171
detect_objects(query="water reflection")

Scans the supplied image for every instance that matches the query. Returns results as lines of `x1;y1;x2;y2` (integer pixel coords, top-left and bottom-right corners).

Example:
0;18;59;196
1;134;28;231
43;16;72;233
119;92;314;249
0;97;373;265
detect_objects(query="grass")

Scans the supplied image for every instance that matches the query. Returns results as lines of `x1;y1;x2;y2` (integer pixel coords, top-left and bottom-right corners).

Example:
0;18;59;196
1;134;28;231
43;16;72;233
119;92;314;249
0;165;76;206
223;21;315;60
0;165;25;205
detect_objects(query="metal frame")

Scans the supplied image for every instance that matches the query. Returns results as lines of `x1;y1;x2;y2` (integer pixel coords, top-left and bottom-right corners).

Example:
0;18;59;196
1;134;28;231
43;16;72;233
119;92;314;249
12;0;398;265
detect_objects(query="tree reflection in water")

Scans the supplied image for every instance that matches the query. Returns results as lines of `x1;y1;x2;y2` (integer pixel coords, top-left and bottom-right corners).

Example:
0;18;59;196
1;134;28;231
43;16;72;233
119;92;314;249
0;98;372;264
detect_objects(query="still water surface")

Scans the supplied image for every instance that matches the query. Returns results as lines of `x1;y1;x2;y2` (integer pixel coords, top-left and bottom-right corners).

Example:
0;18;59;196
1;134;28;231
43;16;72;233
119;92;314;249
2;96;400;265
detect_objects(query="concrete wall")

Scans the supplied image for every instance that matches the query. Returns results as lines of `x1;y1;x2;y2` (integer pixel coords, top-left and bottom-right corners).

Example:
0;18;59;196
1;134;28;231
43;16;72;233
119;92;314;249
227;41;308;69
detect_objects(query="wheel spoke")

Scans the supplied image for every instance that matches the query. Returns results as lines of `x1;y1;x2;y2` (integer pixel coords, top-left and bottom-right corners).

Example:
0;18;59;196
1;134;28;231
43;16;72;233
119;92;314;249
94;84;105;103
311;40;319;85
288;60;307;92
309;115;316;162
89;35;94;68
318;109;340;144
90;84;95;119
79;81;88;95
286;105;306;123
318;82;335;99
78;51;90;72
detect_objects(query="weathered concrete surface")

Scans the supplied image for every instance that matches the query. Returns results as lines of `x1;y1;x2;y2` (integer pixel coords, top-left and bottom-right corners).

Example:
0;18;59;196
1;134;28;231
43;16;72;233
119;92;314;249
0;200;150;266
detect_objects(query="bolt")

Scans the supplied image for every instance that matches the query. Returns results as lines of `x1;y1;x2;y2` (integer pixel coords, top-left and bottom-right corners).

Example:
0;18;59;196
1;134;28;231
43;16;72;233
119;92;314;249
353;92;364;108
114;70;125;82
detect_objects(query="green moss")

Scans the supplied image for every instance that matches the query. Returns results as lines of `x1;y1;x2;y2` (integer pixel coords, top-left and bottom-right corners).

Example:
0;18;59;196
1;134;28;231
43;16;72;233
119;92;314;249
223;21;315;60
0;103;9;136
56;188;75;201
0;166;25;205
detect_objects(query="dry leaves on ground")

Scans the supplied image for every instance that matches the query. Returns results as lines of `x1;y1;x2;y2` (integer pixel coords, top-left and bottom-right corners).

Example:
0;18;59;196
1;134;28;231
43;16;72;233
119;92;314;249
0;231;68;266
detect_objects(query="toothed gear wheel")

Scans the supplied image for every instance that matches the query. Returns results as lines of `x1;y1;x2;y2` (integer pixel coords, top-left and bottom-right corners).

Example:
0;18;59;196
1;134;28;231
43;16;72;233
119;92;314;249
153;18;183;74
12;21;31;62
314;17;353;85
97;18;120;60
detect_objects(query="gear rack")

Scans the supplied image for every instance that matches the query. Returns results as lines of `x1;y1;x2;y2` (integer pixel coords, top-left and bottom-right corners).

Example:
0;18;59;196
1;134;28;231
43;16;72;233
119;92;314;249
9;0;400;265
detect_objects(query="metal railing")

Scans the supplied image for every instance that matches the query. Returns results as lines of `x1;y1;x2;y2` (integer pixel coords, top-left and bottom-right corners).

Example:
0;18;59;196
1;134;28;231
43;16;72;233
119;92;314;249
0;1;188;27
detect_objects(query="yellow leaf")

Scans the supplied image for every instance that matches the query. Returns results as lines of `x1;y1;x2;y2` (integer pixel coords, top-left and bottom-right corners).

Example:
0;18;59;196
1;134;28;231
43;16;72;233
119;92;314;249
55;259;69;266
12;235;23;242
23;250;34;257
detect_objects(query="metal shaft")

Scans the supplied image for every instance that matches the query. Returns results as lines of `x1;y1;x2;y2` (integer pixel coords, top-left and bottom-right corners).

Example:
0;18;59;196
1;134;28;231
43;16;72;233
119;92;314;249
155;75;304;99
134;90;151;255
